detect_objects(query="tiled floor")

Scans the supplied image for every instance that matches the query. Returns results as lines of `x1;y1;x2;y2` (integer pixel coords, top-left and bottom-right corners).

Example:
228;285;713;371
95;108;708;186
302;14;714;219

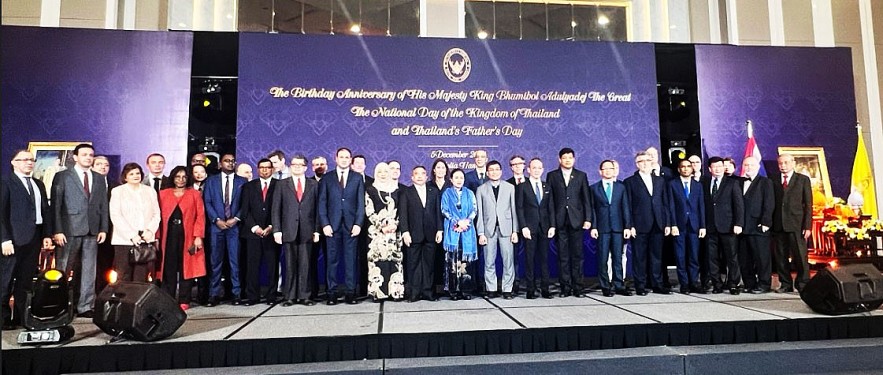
2;290;876;350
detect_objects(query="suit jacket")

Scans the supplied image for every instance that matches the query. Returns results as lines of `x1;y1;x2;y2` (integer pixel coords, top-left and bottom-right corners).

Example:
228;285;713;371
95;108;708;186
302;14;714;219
506;176;527;186
156;188;206;280
398;184;443;244
108;184;161;246
740;175;774;235
589;180;632;233
202;172;247;232
702;175;744;234
668;178;705;232
272;176;319;243
546;168;593;229
1;174;52;245
515;179;553;233
142;174;169;190
318;169;365;230
653;165;675;181
475;181;518;237
772;172;813;232
464;169;488;192
52;167;109;236
624;173;670;233
239;178;277;239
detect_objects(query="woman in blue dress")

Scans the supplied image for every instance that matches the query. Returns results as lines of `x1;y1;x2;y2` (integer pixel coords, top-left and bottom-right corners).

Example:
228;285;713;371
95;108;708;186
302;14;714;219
440;169;478;300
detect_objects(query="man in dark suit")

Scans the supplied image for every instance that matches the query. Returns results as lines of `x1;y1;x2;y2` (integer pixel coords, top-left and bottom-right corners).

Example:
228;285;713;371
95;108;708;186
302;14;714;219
203;153;247;306
515;158;554;299
272;155;320;306
738;156;775;294
547;147;593;297
505;155;526;295
2;150;53;329
52;143;109;318
399;166;443;302
772;154;813;293
589;160;632;297
702;156;744;294
646;147;674;180
142;153;168;193
239;159;279;305
318;147;365;305
464;149;489;192
624;151;671;295
352;155;374;186
668;159;706;294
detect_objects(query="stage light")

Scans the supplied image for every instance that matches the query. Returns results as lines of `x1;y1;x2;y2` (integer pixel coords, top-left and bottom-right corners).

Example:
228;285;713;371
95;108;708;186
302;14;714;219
350;24;361;34
477;30;488;39
17;269;75;345
203;100;211;108
108;270;118;284
571;21;578;27
598;15;610;26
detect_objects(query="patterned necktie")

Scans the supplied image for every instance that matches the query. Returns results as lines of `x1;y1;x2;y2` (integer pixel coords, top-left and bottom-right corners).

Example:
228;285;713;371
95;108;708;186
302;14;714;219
683;181;689;198
261;181;268;201
782;175;788;189
83;171;90;199
296;178;303;202
712;178;719;196
534;181;542;204
605;182;612;203
224;175;232;219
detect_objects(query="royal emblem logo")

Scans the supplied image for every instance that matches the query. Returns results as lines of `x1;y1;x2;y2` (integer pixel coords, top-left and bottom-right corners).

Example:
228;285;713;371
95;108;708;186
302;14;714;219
443;48;471;83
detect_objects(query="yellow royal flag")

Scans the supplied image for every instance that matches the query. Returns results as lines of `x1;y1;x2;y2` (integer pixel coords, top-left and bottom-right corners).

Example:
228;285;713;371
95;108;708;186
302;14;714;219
851;128;877;218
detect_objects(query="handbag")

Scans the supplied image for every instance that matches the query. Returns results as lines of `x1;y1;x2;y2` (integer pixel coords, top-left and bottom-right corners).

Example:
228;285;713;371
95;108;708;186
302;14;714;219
129;242;158;264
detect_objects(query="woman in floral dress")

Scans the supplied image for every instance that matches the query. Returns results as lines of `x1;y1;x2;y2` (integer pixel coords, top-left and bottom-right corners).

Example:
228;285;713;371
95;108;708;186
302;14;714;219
440;169;478;300
365;162;404;301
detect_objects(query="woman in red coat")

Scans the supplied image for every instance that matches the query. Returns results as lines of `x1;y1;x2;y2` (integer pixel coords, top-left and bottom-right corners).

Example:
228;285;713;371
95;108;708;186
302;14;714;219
157;165;206;311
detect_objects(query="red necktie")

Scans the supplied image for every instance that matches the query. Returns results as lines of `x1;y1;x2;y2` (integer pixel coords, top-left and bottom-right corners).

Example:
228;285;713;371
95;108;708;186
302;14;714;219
83;171;90;199
296;178;303;202
782;175;788;189
261;181;268;201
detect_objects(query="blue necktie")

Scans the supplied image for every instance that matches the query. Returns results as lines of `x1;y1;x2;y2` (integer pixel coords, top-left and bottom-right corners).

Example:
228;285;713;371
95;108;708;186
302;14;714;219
683;181;689;198
534;181;542;204
605;182;612;204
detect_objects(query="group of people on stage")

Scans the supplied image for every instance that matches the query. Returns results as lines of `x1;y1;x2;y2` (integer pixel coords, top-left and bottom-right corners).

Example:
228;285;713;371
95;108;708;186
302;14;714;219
1;142;813;328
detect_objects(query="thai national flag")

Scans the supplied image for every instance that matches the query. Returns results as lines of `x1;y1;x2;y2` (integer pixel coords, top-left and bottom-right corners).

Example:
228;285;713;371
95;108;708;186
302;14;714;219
740;121;767;177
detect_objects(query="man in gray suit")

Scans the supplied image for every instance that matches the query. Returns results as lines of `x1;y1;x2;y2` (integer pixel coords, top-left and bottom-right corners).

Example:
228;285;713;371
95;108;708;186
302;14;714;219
52;143;109;318
272;155;320;306
476;160;519;299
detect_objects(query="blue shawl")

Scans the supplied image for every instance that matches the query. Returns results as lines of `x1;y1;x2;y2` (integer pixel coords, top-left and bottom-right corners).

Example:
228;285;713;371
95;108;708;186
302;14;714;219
440;187;478;261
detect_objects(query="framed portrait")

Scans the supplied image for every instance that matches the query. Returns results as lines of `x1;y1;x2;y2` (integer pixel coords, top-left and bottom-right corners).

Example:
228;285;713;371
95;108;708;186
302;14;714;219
777;146;832;200
27;141;91;190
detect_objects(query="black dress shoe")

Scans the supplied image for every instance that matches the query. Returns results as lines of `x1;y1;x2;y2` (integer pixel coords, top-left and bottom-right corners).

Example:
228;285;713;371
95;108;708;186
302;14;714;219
282;300;295;307
327;297;338;305
602;289;614;297
541;291;553;299
206;297;220;307
729;287;741;295
653;288;672;295
690;285;706;294
573;291;587;298
449;294;460;301
503;292;514;300
303;300;316;306
77;310;94;319
636;289;649;296
679;287;690;294
774;287;794;293
711;288;724;294
243;299;258;306
232;298;242;306
560;291;572;298
526;292;536;299
461;294;472;300
615;289;633;296
345;294;358;304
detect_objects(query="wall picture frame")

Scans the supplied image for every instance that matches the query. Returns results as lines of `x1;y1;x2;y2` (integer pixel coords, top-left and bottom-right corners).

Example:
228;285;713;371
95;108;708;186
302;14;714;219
777;146;832;200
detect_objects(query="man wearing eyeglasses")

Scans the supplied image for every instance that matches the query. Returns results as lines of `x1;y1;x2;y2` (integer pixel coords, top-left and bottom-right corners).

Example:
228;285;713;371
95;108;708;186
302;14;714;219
1;150;54;329
203;153;247;306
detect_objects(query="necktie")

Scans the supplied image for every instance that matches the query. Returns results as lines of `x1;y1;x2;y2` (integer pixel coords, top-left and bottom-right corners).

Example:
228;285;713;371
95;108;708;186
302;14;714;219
782;175;788;189
277;171;282;179
516;177;522;185
534;181;542;204
261;181;268;201
479;172;484;181
153;177;161;192
296;178;303;202
24;176;34;199
83;171;90;199
224;175;232;219
339;171;345;189
683;181;689;198
605;182;612;203
712;178;719;195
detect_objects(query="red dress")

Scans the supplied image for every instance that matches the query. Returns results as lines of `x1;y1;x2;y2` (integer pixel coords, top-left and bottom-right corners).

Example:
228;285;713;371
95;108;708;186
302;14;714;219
156;188;206;280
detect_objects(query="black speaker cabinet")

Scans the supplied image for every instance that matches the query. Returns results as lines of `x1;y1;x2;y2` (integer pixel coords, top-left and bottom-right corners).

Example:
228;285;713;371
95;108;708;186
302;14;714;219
94;281;186;341
800;264;883;315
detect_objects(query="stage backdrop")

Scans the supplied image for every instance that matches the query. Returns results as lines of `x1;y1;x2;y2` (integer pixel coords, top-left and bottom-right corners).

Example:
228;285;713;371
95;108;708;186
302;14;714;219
696;45;856;197
1;26;193;179
237;33;661;278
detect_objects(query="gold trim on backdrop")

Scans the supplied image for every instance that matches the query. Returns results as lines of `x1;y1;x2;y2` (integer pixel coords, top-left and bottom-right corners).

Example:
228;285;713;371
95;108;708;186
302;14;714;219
778;146;833;200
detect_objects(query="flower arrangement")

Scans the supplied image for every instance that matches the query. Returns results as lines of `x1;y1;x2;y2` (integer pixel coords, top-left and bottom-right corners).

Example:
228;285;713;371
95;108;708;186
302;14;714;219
822;219;883;240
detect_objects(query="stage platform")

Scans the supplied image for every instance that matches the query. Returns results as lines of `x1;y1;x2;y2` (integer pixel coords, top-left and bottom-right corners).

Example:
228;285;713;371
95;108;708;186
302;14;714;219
5;289;883;374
